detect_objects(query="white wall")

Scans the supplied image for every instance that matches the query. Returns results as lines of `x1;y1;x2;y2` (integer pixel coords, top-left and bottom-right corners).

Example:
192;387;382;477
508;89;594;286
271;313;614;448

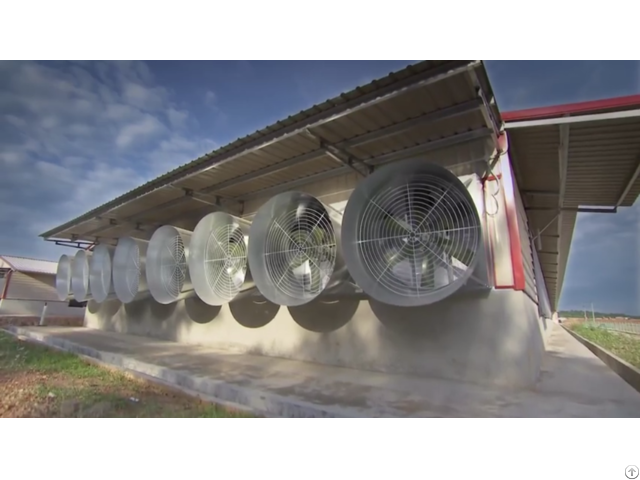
85;288;544;388
0;299;85;317
0;271;85;317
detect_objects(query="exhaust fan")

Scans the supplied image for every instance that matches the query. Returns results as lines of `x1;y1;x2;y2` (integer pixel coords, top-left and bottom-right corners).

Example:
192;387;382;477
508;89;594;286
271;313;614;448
112;237;149;304
89;244;116;303
248;191;346;306
71;249;92;302
341;158;483;307
55;254;72;301
189;212;254;306
146;225;193;304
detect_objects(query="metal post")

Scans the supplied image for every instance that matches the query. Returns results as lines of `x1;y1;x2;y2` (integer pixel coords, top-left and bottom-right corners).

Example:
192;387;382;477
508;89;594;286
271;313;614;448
39;302;48;326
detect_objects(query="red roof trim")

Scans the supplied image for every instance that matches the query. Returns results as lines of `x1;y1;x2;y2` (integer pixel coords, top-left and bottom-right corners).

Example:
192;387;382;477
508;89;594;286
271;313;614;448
502;94;640;122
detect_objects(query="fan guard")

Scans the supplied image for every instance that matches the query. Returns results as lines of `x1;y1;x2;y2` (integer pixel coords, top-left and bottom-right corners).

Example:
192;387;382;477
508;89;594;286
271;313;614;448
189;212;253;306
248;191;345;307
89;244;115;303
341;159;482;307
71;249;92;302
112;237;149;304
146;225;193;304
55;254;72;301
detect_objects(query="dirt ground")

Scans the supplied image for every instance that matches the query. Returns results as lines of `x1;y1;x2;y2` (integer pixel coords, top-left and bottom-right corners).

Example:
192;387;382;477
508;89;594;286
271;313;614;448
0;330;252;418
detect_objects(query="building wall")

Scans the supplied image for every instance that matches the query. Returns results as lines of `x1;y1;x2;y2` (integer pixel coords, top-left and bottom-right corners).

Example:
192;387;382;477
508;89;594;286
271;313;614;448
0;271;84;317
83;138;555;389
85;288;544;388
0;299;85;317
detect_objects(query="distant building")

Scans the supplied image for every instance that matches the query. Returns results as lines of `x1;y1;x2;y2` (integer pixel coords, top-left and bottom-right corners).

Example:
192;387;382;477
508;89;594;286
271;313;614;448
0;255;84;317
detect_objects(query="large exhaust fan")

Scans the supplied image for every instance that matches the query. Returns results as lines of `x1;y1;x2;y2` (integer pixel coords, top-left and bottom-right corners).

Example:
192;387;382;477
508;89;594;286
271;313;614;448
113;237;149;304
89;244;116;303
146;225;193;304
71;249;92;302
189;212;254;306
248;191;346;306
55;254;72;301
341;159;483;307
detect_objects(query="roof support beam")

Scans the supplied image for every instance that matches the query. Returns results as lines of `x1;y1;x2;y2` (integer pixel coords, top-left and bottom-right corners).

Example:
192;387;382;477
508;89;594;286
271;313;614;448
615;154;640;207
522;189;559;197
302;129;371;177
86;188;225;238
526;206;617;213
555;122;570;304
234;128;491;205
199;98;483;195
467;68;501;151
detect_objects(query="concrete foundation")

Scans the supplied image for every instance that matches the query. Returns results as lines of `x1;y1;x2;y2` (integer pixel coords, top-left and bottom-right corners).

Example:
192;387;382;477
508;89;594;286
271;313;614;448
85;287;549;389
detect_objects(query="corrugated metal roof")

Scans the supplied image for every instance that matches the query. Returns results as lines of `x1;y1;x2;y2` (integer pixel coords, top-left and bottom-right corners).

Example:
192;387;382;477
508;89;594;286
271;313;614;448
41;59;500;243
0;255;58;275
505;96;640;309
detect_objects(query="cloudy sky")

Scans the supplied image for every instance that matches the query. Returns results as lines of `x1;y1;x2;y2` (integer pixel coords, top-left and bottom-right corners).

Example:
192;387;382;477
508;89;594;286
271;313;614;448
0;60;638;314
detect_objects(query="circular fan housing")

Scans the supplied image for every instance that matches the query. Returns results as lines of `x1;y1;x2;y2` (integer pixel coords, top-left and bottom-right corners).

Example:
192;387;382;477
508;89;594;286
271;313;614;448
146;225;193;304
71;250;92;301
89;244;114;303
189;212;251;306
248;192;342;307
113;237;148;304
341;158;482;307
55;254;72;301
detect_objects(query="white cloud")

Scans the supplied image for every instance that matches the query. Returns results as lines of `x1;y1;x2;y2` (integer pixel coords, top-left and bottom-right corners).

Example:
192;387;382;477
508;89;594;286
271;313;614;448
166;107;189;129
0;61;220;261
204;90;217;106
115;114;166;148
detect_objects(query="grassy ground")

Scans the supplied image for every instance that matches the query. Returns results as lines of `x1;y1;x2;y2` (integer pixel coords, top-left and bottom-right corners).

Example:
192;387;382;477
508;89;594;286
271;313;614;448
570;322;640;369
0;330;252;418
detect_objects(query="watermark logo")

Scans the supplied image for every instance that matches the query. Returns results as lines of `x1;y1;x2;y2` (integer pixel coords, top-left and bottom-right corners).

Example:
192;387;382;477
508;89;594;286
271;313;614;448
624;463;640;480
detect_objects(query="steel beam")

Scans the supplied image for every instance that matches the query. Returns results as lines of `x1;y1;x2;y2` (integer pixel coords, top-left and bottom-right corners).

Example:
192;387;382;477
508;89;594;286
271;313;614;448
234;128;491;204
615;154;640;207
199;98;483;195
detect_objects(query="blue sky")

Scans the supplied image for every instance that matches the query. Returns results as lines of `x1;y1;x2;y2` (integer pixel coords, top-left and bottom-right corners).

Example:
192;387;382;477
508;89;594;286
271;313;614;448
0;60;638;314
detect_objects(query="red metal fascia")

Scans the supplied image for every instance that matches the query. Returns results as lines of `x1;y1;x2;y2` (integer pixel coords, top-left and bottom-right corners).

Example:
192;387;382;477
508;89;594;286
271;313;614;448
501;94;640;122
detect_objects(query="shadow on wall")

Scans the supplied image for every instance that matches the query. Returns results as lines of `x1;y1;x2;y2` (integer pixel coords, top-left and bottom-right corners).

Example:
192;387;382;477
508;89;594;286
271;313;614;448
184;297;222;324
288;297;359;333
229;297;280;328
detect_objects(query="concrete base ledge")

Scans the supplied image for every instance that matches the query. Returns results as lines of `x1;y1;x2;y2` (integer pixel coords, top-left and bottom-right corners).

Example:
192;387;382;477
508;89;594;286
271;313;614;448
564;326;640;394
2;326;358;418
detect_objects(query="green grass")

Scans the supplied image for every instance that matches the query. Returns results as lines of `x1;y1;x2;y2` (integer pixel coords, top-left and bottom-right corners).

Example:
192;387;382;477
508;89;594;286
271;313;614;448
570;323;640;369
0;330;252;418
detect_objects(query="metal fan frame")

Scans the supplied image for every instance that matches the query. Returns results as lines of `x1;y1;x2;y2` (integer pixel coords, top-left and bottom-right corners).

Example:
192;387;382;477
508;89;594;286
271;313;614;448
146;225;193;304
247;191;347;307
89;244;115;303
341;158;483;307
189;212;253;306
71;249;92;302
113;237;149;304
55;254;72;301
